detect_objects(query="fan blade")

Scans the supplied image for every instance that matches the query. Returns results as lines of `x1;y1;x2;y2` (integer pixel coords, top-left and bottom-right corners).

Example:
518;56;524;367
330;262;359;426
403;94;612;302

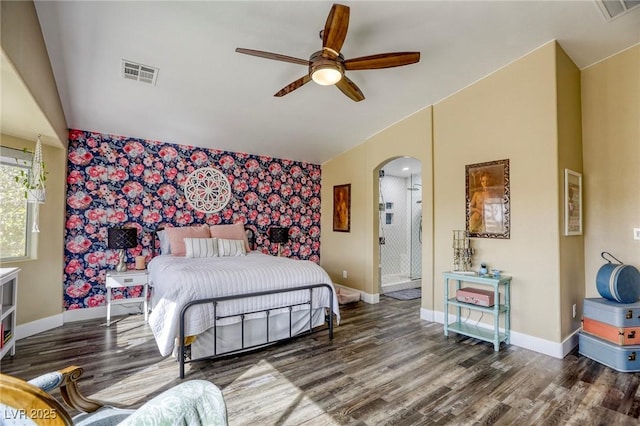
274;75;312;97
322;4;350;54
344;52;420;71
335;75;364;102
236;48;310;66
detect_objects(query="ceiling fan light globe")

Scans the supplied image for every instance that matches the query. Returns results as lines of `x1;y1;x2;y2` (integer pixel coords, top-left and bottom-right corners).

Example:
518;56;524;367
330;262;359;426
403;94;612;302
311;67;342;85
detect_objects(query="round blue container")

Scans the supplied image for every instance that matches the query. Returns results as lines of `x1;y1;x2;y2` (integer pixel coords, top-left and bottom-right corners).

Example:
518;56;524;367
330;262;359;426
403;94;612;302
596;263;640;303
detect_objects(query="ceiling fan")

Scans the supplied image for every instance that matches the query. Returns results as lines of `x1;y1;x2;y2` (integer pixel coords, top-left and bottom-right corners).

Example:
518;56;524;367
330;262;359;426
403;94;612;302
235;3;420;102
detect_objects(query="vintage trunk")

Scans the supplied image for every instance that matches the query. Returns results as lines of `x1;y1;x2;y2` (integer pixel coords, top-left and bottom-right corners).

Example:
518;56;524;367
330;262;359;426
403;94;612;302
583;298;640;328
582;317;640;345
579;332;640;372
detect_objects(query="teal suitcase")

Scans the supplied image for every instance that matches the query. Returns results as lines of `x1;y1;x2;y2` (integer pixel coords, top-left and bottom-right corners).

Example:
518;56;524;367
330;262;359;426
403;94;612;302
579;332;640;372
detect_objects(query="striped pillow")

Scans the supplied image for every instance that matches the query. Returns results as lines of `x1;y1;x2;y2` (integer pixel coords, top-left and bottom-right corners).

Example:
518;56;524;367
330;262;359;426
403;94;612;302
184;238;218;258
217;238;246;257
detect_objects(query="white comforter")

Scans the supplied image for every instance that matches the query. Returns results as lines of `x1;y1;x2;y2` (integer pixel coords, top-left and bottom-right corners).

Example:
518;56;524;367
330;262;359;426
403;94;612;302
148;252;340;357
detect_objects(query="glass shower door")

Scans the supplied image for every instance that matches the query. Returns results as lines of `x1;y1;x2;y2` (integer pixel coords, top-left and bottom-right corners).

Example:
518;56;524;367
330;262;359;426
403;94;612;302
409;174;422;280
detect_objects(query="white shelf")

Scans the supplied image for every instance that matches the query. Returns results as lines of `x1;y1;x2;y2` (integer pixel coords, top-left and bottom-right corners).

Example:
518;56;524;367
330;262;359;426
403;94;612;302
1;267;19;359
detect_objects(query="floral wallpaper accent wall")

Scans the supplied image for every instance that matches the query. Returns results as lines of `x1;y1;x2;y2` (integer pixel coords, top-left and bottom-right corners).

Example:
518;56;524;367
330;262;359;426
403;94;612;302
64;129;322;310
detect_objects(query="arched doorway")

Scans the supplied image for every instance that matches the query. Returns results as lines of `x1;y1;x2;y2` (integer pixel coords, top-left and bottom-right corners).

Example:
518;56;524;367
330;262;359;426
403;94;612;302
376;157;422;296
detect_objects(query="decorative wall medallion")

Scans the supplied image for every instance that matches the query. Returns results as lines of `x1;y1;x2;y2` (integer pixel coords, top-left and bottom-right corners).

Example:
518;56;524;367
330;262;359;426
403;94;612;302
183;167;231;213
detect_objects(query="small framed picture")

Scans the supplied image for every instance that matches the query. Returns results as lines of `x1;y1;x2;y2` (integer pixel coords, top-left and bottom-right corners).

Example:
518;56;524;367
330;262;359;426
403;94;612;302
333;184;351;232
564;169;582;236
465;159;510;239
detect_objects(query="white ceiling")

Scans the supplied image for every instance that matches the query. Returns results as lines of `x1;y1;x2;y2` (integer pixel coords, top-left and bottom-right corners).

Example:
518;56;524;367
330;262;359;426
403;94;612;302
25;1;640;164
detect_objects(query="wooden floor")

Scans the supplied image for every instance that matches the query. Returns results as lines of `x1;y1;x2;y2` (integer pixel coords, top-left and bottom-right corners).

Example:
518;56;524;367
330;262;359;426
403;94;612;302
3;296;640;425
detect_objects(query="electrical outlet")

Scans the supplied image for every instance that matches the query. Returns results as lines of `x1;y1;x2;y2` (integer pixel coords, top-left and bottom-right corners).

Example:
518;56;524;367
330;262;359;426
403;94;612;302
634;228;640;240
379;237;385;245
342;270;348;279
572;304;577;318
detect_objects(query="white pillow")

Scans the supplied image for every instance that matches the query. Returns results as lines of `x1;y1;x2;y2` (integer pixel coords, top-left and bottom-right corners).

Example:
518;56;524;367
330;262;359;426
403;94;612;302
217;238;246;257
157;230;171;255
184;238;218;258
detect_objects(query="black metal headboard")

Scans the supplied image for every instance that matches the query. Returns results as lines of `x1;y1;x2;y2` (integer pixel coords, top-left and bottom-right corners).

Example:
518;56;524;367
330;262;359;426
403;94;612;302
244;226;256;251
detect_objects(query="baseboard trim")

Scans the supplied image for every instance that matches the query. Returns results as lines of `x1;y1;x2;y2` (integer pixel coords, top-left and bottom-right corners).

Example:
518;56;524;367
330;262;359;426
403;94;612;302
420;307;579;359
63;303;144;323
16;314;63;340
14;303;146;341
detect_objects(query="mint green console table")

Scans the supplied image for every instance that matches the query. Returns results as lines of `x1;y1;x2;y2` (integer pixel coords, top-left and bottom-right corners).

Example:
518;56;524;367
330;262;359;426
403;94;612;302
443;272;511;351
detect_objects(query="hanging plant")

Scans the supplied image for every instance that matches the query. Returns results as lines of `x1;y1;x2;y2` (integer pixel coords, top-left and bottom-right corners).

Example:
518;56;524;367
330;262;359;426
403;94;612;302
14;135;46;204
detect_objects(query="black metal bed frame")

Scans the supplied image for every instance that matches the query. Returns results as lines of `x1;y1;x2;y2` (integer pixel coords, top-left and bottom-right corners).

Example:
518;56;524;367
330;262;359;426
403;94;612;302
151;225;335;378
178;283;334;378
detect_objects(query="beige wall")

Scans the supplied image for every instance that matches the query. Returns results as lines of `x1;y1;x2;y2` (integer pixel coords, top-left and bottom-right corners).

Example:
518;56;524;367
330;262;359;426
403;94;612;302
321;144;370;290
321;107;432;302
582;45;640;296
321;41;594;348
0;1;68;327
1;134;67;324
434;42;562;342
555;44;585;339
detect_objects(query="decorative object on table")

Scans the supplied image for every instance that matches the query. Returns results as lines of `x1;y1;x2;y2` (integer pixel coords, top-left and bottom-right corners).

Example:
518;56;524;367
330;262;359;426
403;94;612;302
491;269;501;278
465;159;510;239
269;227;290;256
183;167;231;213
135;256;146;270
452;230;474;272
333;184;350;232
456;287;495;307
479;262;488;276
108;227;138;272
564;168;582;236
596;252;640;304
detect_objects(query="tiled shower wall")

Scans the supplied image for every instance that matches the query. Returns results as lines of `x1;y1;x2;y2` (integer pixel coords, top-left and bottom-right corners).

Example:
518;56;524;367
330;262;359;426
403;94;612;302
379;173;422;284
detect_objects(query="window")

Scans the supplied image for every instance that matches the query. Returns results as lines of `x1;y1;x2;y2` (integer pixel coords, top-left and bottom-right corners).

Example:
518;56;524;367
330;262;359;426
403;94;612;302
0;147;35;261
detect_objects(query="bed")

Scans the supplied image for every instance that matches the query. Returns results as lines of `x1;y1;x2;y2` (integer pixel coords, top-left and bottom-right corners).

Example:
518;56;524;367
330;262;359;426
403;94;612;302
147;224;340;378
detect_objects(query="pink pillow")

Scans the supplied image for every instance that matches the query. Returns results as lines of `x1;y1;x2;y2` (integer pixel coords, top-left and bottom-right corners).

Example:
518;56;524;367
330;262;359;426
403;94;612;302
209;222;250;252
165;225;210;256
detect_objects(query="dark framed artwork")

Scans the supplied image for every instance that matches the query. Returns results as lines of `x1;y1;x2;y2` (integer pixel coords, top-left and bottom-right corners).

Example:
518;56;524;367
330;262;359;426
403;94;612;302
333;184;351;232
465;159;510;239
564;169;582;236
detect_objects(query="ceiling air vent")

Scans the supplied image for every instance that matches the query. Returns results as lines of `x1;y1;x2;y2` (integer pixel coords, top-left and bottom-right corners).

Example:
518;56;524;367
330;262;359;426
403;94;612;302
595;0;640;21
121;60;159;85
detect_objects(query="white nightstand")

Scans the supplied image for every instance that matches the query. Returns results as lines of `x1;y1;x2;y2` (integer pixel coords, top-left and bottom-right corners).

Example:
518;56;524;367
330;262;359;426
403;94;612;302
105;269;149;326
